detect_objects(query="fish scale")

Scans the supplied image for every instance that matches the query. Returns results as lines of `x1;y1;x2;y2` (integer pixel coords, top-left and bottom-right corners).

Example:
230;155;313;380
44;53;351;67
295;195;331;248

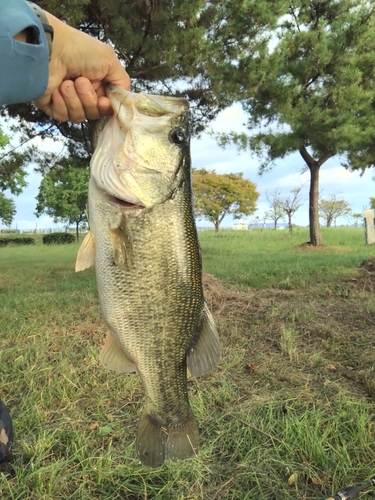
76;87;220;467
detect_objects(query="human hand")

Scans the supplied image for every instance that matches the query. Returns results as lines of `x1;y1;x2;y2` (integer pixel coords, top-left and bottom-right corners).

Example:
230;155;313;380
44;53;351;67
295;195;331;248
33;12;130;123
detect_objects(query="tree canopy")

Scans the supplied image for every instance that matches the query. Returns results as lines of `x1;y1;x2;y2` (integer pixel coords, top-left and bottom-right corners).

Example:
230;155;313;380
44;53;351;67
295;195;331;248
218;0;375;245
35;158;90;241
0;126;30;226
0;194;16;227
192;169;259;232
3;0;287;173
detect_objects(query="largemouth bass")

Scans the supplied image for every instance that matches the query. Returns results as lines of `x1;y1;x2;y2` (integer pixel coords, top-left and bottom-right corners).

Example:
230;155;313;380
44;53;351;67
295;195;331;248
76;86;220;467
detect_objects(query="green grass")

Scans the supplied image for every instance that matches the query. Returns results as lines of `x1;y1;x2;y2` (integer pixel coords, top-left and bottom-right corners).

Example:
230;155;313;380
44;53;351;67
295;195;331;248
0;230;374;499
199;227;373;289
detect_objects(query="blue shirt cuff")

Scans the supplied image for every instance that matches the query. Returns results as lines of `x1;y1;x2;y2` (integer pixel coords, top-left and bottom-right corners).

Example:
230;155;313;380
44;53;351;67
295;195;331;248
0;0;49;105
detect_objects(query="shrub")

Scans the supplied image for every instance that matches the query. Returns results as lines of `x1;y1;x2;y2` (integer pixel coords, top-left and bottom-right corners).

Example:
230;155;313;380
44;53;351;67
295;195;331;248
43;233;76;245
0;237;35;247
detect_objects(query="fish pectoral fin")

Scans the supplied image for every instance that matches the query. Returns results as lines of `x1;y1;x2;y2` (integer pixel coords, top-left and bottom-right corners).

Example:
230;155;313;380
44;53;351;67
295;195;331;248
187;302;220;378
75;232;95;272
99;331;137;373
109;225;134;270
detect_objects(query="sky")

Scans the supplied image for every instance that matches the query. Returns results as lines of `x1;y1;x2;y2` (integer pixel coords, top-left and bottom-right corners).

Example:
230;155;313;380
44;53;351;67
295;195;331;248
1;103;374;231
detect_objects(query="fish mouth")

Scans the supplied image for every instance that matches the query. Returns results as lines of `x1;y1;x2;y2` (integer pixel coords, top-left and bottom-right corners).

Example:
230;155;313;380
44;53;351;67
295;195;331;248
106;191;145;210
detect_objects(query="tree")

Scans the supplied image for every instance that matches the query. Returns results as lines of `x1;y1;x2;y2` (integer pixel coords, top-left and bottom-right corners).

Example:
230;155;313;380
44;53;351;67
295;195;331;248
319;195;351;228
278;185;304;233
192;169;259;232
265;189;285;229
218;0;375;246
370;198;375;209
35;159;90;241
0;126;30;226
0;194;16;227
346;210;363;227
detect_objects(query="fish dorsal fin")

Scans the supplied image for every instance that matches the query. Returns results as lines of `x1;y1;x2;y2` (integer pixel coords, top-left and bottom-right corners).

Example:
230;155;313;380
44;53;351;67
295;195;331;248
75;232;95;272
187;302;220;377
99;331;137;373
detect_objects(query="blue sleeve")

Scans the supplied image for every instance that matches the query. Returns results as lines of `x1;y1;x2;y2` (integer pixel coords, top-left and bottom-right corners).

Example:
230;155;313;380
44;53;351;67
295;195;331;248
0;0;49;105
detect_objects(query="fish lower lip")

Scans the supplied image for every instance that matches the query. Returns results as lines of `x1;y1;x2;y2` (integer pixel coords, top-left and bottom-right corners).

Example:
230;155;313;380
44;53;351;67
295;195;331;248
109;194;144;209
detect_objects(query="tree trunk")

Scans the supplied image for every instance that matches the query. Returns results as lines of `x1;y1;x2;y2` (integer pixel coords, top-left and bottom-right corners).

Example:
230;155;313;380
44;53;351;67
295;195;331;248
299;146;333;247
288;214;293;233
308;163;323;246
214;220;220;232
76;221;79;242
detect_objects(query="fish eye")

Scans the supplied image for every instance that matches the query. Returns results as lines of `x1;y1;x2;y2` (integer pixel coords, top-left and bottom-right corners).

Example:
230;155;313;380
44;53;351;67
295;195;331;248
169;129;186;145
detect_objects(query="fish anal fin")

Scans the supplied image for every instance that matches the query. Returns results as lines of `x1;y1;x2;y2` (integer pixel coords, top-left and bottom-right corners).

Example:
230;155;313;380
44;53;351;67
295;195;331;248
75;232;95;272
187;302;220;378
136;411;199;468
99;331;136;373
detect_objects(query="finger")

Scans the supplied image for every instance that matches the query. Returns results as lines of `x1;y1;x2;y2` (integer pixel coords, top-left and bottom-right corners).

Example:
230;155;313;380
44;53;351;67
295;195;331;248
97;96;114;116
60;80;87;123
74;77;101;120
48;88;69;122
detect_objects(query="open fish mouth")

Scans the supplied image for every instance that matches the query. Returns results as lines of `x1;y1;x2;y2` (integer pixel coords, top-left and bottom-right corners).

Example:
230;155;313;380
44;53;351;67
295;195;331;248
111;196;143;208
103;188;145;210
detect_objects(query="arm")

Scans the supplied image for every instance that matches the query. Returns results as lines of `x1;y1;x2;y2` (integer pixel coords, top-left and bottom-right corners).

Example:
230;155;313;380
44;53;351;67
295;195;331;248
0;1;130;122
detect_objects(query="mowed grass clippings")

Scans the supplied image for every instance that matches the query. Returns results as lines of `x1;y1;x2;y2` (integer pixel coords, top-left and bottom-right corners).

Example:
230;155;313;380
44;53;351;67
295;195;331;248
0;231;374;499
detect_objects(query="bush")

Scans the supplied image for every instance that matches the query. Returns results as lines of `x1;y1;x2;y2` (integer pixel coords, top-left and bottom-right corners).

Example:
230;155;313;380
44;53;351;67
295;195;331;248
0;237;35;247
43;233;76;245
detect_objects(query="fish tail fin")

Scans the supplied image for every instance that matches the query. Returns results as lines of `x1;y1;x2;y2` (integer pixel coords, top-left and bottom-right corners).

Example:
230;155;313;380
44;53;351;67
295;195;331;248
136;411;200;467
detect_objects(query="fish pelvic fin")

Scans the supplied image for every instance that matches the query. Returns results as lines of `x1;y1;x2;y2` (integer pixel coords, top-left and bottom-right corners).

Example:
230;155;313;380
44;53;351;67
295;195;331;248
99;331;137;373
75;232;95;272
136;411;200;468
187;302;220;378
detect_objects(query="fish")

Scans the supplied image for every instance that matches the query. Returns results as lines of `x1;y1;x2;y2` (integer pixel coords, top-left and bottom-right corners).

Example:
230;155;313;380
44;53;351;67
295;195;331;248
76;86;220;467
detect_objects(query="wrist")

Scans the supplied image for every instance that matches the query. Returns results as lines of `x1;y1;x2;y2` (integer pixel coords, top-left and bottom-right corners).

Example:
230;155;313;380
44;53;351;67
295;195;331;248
26;2;54;59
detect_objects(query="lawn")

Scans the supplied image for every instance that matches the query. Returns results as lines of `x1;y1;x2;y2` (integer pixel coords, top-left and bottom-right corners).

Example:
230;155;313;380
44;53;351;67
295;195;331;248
0;227;374;499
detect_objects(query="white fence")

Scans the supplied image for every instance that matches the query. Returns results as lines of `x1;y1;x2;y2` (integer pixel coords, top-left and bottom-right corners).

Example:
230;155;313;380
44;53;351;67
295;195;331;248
0;227;87;235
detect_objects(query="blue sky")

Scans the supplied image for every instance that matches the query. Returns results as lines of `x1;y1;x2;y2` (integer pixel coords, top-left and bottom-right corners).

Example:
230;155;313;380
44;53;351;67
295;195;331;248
1;103;374;231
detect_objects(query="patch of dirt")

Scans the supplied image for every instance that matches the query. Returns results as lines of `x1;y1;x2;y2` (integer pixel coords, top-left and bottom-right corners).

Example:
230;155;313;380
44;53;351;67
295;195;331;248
202;272;274;318
293;242;344;252
202;269;375;401
349;256;375;292
360;256;375;272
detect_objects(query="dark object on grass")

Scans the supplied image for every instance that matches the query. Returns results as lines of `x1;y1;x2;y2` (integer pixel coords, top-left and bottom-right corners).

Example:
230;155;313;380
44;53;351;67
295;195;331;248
360;256;375;273
43;232;75;245
0;399;13;464
326;475;375;500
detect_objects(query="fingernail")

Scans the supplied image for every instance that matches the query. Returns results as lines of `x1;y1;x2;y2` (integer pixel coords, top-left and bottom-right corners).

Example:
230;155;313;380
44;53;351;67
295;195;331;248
63;84;77;98
75;80;91;94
